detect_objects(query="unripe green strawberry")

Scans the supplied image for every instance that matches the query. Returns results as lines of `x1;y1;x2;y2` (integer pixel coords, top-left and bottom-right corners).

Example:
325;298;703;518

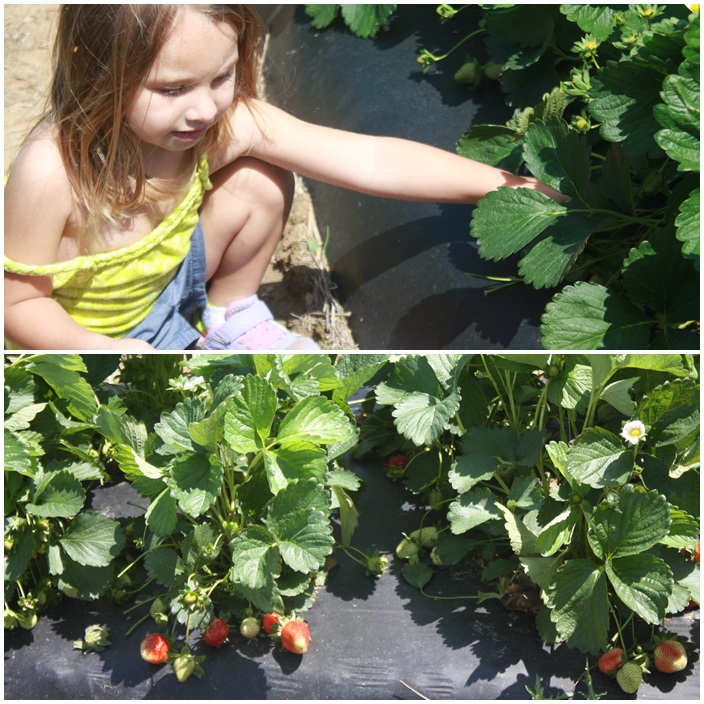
18;612;38;630
171;654;196;682
409;526;439;548
598;648;624;675
653;639;687;673
454;57;483;88
365;552;389;577
483;61;503;80
616;662;642;694
280;619;310;655
149;597;169;625
240;617;261;639
395;537;420;560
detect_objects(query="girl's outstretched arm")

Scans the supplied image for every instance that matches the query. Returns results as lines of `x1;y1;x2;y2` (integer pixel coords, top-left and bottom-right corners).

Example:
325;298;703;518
230;100;564;204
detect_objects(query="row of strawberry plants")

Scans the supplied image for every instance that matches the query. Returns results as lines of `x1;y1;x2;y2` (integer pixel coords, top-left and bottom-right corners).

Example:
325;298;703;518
4;353;700;694
4;353;387;682
356;353;700;696
305;4;700;349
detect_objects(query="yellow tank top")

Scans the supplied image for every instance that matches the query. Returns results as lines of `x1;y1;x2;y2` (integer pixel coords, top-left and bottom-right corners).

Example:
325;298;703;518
4;156;212;338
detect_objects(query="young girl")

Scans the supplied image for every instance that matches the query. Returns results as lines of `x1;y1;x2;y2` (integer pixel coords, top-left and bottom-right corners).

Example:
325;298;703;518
4;5;562;352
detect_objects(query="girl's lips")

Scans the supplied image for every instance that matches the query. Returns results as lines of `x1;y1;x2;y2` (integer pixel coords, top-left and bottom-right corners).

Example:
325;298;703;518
171;127;208;141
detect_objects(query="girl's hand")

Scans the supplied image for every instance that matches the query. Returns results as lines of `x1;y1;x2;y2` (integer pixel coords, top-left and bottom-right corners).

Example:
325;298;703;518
507;175;568;203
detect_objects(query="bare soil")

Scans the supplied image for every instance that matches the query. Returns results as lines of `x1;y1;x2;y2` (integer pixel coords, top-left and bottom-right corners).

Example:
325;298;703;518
4;5;356;350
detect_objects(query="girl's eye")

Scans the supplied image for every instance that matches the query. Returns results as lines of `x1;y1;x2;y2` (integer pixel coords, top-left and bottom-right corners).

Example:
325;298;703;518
214;68;235;86
158;86;187;98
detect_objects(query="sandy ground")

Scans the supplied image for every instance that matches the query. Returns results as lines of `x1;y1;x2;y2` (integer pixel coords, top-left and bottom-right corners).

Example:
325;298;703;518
4;5;356;350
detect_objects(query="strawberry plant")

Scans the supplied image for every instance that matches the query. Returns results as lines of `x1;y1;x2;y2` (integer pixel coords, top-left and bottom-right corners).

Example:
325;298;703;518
305;4;397;38
4;354;125;632
434;4;700;349
93;353;384;675
359;353;699;690
306;4;700;349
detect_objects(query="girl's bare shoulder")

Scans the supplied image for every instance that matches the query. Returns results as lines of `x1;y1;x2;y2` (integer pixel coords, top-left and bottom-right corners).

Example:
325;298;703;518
6;124;73;211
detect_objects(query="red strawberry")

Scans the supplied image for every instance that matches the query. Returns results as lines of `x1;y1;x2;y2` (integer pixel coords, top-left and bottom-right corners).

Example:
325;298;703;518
654;639;687;673
280;619;310;654
598;648;624;675
203;618;229;647
386;454;408;480
262;612;281;635
694;542;700;564
140;633;170;664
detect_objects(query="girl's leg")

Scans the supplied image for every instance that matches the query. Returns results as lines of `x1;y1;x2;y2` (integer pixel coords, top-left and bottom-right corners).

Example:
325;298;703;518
201;156;294;306
197;157;319;350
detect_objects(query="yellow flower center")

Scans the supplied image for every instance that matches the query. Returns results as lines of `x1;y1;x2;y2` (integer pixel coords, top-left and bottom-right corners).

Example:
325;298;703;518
630;427;643;438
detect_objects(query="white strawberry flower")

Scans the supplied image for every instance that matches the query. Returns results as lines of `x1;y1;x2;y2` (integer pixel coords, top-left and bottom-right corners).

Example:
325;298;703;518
621;420;647;445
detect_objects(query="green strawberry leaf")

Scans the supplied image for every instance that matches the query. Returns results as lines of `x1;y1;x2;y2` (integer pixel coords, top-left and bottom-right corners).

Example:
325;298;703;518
25;470;86;518
567;427;633;488
588;486;671;560
154;399;206;454
402;561;434;590
4;527;35;582
269;508;334;574
605;553;673;624
589;60;667;158
404;451;443;494
144;546;187;588
59;512;125;568
470;188;569;261
660;506;700;550
675;188;700;266
516;213;596;289
546;358;592;412
638;378;700;449
540;283;652;350
167;452;223;519
304;4;340;29
3;430;38;477
497;504;537;556
560;5;617;41
548;559;610;655
263;441;328;495
339;4;397;38
223;375;277;453
230;525;281;589
144;488;178;538
277;395;356;446
450;427;515;494
654;62;700;171
622;228;700;325
27;356;97;421
448;488;502;535
456;124;524;171
57;558;115;600
522;119;591;201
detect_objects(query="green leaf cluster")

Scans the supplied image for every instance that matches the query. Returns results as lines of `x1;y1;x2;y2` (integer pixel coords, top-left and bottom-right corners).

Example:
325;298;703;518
308;4;700;349
4;355;124;627
457;5;700;349
97;354;375;626
305;4;397;39
361;353;700;656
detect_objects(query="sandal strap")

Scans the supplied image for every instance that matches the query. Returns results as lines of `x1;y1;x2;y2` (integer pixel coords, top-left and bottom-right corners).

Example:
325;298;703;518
204;299;275;350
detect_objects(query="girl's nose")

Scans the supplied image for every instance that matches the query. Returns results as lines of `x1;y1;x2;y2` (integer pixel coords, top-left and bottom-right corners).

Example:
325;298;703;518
185;90;218;124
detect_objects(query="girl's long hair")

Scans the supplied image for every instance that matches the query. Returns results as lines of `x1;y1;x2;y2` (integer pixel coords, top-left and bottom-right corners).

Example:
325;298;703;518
49;4;262;228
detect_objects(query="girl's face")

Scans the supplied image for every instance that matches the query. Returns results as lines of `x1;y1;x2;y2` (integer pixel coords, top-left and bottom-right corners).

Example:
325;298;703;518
126;9;239;157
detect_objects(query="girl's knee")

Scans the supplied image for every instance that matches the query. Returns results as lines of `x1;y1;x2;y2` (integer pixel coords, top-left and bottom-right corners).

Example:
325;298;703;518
208;157;294;219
